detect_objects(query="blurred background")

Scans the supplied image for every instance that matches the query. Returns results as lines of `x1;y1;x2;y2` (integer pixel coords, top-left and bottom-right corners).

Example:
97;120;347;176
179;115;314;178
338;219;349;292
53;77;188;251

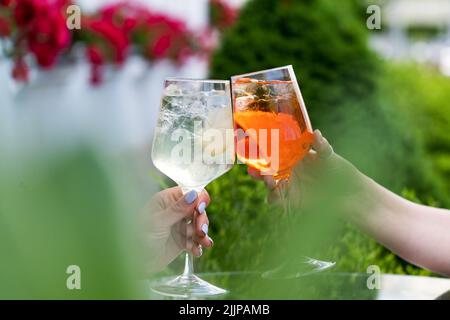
0;0;449;298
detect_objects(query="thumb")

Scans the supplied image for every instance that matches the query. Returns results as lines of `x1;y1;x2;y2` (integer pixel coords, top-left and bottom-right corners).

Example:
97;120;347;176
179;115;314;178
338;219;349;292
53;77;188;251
313;130;333;160
163;190;198;226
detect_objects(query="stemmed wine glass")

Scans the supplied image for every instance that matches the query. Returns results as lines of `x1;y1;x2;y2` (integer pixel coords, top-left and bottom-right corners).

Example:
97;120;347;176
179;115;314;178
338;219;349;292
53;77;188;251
151;78;235;298
231;65;335;278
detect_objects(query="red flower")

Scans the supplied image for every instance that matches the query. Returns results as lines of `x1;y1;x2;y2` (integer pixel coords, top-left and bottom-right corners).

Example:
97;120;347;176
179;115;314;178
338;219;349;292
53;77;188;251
12;57;29;82
142;12;197;63
86;45;104;65
210;0;238;31
177;46;194;64
100;2;149;33
150;34;172;59
90;64;102;86
11;0;72;68
0;16;11;37
13;0;47;27
0;0;14;7
86;46;104;85
27;8;71;68
5;0;201;85
86;18;129;64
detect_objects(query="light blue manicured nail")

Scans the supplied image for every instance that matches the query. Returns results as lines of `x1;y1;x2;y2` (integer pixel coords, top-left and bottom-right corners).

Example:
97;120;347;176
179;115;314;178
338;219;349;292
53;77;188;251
184;190;198;204
198;202;206;214
201;224;209;236
208;236;214;246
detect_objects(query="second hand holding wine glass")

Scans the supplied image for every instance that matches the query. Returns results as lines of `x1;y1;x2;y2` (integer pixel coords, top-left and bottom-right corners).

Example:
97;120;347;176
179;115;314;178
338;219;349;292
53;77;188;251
151;78;235;298
231;65;336;278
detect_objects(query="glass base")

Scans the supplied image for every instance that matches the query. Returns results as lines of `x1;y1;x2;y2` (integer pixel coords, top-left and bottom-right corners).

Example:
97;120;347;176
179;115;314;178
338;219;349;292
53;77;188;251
151;274;228;299
262;256;336;279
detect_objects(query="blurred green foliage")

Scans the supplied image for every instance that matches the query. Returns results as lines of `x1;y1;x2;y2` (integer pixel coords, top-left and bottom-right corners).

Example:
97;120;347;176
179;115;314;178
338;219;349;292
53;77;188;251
380;63;450;197
198;0;450;276
0;148;143;299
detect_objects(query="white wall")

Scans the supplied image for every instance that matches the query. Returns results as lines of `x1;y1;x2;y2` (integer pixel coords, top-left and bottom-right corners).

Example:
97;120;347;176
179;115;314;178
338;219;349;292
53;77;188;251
0;0;210;196
77;0;209;30
0;0;209;152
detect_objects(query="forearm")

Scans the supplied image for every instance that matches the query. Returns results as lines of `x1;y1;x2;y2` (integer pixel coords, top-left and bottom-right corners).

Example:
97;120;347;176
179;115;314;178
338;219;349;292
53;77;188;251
348;174;450;276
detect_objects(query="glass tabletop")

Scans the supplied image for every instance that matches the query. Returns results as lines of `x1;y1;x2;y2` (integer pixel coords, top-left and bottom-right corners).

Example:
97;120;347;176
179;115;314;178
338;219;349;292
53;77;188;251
148;272;450;300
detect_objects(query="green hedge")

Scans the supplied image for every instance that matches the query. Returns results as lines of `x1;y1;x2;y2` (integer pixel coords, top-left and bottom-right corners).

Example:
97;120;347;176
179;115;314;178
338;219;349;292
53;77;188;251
379;63;450;202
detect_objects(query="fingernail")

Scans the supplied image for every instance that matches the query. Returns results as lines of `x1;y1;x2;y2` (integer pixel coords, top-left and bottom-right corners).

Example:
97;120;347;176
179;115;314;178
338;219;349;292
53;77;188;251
198;246;203;257
208;236;214;246
201;224;209;236
184;190;198;204
198;202;206;214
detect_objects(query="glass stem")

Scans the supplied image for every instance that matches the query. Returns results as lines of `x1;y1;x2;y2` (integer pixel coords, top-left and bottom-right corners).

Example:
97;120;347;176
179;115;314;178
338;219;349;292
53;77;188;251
182;250;194;278
180;189;200;279
277;179;292;218
277;178;297;252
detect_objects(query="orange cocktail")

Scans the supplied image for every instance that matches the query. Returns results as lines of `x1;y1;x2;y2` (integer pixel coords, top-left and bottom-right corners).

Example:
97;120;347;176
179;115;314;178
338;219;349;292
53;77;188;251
233;78;313;181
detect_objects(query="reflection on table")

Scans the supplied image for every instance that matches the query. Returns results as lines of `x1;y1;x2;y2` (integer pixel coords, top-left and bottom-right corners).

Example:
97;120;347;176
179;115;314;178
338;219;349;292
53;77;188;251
148;272;450;300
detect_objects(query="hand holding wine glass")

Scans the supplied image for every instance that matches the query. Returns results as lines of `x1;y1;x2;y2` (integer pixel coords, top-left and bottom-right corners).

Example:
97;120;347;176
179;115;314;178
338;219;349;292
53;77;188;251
231;66;335;277
150;78;234;298
142;187;213;275
248;129;363;208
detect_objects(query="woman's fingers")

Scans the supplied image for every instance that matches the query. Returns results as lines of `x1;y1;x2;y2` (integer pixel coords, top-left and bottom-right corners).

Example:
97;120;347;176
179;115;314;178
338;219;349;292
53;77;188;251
195;235;213;248
248;167;264;180
263;175;277;190
185;239;203;257
160;188;210;227
313;130;333;160
266;179;289;204
178;222;194;238
195;190;213;247
195;211;209;236
247;166;279;203
178;225;212;253
196;189;211;215
194;207;213;248
247;167;278;190
174;220;212;251
158;189;199;226
172;189;213;251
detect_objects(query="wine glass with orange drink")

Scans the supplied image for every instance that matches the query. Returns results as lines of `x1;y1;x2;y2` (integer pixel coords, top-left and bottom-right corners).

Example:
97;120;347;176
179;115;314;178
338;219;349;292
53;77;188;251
231;66;335;278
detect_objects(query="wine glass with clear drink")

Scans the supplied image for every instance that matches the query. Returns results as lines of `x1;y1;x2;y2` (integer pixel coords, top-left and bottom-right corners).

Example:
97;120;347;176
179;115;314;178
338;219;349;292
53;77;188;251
151;78;235;298
231;65;335;278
